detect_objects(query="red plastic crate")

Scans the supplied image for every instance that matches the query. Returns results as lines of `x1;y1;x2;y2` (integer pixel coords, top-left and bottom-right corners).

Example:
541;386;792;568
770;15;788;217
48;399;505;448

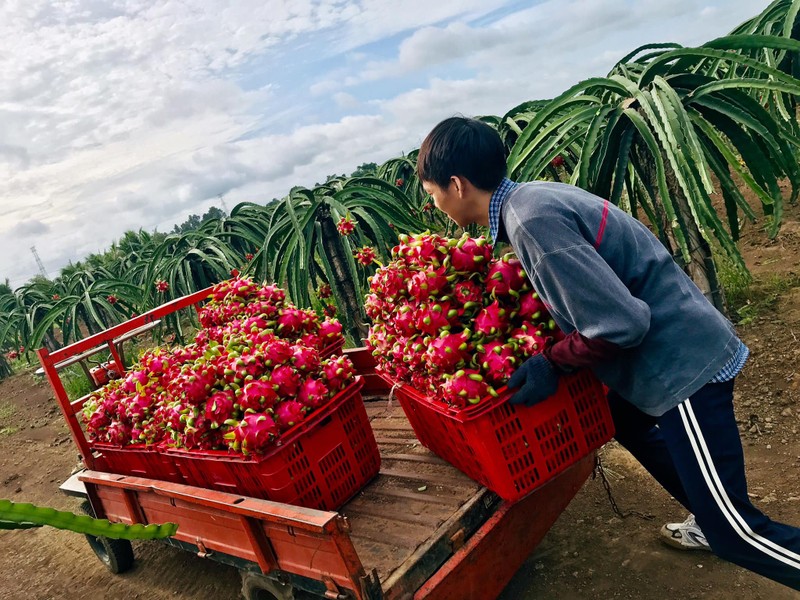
164;377;381;510
383;370;614;502
91;443;185;484
320;337;345;358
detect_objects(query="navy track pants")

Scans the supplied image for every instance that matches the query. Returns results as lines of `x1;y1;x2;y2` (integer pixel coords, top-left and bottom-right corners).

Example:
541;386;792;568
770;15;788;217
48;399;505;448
608;379;800;591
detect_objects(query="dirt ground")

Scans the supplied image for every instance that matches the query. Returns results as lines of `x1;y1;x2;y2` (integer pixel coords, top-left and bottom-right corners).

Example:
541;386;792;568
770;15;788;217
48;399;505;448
1;204;800;599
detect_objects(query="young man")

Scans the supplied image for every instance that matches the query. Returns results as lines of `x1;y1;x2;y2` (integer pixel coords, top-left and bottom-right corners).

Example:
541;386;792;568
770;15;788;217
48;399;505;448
417;116;800;591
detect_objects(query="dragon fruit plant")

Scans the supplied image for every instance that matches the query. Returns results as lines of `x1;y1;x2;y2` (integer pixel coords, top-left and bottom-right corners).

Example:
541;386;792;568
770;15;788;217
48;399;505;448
366;232;562;408
81;277;354;457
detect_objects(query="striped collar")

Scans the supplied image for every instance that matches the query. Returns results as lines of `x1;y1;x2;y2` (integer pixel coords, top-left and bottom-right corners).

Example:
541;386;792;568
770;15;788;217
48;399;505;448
489;177;518;243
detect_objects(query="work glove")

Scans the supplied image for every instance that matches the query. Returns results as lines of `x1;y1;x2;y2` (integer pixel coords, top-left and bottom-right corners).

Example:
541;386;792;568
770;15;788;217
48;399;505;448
507;354;559;406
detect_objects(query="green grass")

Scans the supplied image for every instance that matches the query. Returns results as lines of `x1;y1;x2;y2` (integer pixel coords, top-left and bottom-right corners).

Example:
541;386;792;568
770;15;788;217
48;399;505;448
716;256;800;325
60;364;93;400
0;401;17;436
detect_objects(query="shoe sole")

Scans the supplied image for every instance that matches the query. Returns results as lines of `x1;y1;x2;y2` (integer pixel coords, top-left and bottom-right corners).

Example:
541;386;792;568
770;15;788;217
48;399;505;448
659;525;712;552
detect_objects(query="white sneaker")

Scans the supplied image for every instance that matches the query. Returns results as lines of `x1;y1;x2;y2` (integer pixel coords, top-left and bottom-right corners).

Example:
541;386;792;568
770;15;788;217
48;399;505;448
660;514;711;551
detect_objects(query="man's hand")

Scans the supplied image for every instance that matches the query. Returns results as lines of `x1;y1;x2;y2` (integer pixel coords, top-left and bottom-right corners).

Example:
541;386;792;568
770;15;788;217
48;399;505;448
507;354;559;406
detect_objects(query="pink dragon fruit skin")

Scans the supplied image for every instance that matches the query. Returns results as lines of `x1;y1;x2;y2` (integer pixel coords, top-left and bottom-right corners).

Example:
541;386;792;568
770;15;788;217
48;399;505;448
407;268;449;301
321;356;356;392
425;331;470;373
205;391;236;427
448;236;492;273
509;326;547;358
453;280;483;305
239;380;278;412
292;345;320;373
126;393;154;422
225;413;279;456
415;302;454;336
273;401;306;432
272;365;302;397
478;341;518;384
485;255;527;297
277;307;309;335
87;410;111;438
106;421;133;446
318;318;343;342
442;370;489;407
257;284;286;304
474;301;508;338
262;338;294;366
518;291;545;321
297;378;330;410
170;368;216;406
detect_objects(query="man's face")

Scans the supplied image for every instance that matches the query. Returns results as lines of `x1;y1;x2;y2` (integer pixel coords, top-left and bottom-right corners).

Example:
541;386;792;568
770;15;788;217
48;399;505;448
422;178;470;227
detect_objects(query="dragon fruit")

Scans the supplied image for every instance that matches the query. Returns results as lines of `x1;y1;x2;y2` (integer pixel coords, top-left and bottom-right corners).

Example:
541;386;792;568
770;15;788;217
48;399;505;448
224;413;279;455
453;279;483;305
518;291;545;321
318;318;342;342
367;233;562;407
239;380;278;413
272;365;302;397
441;370;489;408
474;301;508;339
106;421;133;446
292;345;320;373
322;356;356;392
297;378;330;410
485;255;527;297
424;331;470;373
84;276;353;453
477;341;518;384
407;268;449;301
261;337;294;366
448;235;492;273
273;401;306;432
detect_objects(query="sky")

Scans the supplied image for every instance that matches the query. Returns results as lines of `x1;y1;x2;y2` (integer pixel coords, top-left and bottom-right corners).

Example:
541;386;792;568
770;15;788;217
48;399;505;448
0;0;773;288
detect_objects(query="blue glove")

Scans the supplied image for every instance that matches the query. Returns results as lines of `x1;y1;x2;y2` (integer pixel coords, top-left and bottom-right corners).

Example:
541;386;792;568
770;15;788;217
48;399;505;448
507;354;559;406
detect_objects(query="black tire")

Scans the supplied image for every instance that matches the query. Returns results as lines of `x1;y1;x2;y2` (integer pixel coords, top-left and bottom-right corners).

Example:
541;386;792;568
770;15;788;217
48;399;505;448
79;500;135;574
240;572;295;600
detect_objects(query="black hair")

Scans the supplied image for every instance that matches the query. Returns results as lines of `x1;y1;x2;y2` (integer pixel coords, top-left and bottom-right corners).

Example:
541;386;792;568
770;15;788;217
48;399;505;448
417;116;506;191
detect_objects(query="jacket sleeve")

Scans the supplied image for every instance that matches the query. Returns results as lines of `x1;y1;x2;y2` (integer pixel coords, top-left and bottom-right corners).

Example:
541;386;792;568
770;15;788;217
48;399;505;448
543;330;624;372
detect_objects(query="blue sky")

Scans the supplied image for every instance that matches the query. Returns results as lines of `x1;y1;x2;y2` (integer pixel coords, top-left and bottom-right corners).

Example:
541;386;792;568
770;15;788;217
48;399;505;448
0;0;772;288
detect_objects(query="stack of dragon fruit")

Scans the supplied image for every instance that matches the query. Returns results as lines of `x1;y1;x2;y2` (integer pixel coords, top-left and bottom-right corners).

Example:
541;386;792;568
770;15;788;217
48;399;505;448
366;232;564;407
82;277;355;456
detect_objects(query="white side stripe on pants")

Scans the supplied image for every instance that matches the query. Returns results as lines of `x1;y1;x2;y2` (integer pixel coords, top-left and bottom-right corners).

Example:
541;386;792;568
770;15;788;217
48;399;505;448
678;400;800;568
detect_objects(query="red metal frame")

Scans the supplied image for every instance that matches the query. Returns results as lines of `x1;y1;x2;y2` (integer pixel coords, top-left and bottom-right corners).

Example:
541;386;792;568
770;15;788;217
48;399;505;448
79;470;371;597
37;287;213;470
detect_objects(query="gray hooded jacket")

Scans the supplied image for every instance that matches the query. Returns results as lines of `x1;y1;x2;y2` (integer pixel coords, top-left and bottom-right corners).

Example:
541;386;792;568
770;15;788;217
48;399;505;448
499;181;740;416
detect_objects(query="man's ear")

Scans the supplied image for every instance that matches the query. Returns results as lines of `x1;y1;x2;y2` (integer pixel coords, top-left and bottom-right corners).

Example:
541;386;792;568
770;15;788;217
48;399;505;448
451;175;468;198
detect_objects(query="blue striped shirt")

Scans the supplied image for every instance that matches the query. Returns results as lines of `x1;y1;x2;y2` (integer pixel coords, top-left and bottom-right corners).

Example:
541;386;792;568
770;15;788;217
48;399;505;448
709;339;749;382
488;178;749;383
489;177;518;243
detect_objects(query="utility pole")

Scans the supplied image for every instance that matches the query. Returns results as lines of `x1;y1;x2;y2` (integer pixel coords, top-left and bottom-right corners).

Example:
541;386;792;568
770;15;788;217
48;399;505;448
30;246;48;279
217;193;229;216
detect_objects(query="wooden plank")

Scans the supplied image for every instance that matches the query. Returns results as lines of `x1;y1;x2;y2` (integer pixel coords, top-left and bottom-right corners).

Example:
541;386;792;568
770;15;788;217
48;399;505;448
378;469;475;489
413;454;595;600
374;437;420;446
359;487;464;508
382;453;449;466
381;489;499;600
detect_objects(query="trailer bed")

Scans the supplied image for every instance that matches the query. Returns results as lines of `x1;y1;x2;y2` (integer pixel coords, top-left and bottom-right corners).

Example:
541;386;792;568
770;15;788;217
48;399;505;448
341;399;495;596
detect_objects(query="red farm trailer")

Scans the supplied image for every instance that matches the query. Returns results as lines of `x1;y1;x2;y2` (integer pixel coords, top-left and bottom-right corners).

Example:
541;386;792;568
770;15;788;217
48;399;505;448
39;288;598;600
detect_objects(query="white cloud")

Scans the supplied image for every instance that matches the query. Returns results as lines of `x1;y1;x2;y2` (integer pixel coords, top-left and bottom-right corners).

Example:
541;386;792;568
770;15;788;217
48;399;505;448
0;0;774;287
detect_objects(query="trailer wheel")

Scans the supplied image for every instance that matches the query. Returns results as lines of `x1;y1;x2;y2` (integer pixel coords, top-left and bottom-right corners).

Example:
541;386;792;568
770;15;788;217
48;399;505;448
241;572;295;600
79;501;135;574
